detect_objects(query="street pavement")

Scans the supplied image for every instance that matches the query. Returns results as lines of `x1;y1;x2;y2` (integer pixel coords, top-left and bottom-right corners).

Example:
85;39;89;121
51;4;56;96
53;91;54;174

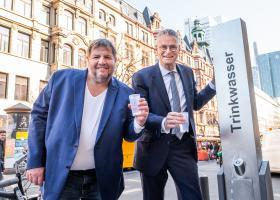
1;160;279;199
120;160;280;200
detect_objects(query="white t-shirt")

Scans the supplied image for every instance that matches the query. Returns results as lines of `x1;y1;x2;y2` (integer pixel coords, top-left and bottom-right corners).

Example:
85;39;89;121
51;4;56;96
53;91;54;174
71;84;107;170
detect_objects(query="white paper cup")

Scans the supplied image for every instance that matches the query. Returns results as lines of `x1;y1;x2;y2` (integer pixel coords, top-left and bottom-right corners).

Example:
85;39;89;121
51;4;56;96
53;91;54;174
129;94;140;116
180;112;189;133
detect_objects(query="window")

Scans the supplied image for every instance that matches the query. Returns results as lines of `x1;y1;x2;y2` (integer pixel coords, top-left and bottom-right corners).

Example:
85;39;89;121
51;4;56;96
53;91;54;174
125;43;133;59
41;5;50;25
99;9;106;21
17;32;30;58
77;17;87;35
0;73;8;99
40;40;49;62
15;76;29;101
64;10;73;30
211;100;215;108
51;43;56;63
196;75;201;85
156;21;159;29
142;51;149;66
199;111;204;123
0;26;10;53
0;0;12;10
126;22;133;36
54;9;58;25
142;31;148;43
179;52;183;61
194;61;199;68
85;0;93;13
78;49;86;68
63;44;72;66
39;80;47;93
15;0;32;18
108;14;115;26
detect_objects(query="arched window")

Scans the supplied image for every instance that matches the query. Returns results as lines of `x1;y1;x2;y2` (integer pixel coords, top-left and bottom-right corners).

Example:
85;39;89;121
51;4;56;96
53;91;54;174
99;9;106;21
108;14;116;26
77;17;87;35
78;49;86;68
63;44;72;66
198;33;202;41
64;10;73;30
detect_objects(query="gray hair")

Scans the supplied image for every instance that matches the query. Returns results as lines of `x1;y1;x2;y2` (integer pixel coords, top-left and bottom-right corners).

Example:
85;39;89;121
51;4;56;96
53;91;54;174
87;38;116;58
156;29;179;44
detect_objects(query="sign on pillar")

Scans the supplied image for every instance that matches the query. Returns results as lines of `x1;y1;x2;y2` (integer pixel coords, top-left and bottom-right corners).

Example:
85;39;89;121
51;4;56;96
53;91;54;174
212;19;273;200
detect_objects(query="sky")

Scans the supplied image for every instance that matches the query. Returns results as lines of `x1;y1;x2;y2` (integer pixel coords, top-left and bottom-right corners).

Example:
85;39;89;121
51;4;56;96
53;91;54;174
125;0;280;56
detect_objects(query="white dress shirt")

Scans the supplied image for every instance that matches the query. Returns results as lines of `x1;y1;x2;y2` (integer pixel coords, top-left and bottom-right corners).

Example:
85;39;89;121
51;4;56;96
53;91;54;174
159;63;187;134
159;63;215;134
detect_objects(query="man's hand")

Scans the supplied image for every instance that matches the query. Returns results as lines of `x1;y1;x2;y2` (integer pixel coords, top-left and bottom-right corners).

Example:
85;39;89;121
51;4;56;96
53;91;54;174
164;112;185;130
26;167;45;186
133;98;149;126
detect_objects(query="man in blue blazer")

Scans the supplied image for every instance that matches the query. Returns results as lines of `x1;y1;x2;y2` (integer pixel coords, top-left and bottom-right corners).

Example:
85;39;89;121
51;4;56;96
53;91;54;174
26;39;149;200
132;29;216;200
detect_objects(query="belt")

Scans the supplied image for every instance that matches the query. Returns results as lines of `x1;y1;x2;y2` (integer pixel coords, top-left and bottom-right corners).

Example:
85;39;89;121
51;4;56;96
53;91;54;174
69;168;96;175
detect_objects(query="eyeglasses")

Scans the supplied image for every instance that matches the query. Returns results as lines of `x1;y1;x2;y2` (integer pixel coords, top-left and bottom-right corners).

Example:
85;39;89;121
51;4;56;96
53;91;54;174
158;45;178;52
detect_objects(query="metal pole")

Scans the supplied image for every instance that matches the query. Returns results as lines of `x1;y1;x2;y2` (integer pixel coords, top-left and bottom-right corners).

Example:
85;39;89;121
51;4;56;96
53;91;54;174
200;176;210;200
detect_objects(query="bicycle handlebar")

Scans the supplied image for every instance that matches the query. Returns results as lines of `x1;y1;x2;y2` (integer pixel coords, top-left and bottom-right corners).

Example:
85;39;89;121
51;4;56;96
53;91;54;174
0;177;19;188
14;154;27;166
0;190;17;198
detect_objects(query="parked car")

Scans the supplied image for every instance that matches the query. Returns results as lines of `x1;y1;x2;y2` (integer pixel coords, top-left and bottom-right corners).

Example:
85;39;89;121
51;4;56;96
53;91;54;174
261;129;280;173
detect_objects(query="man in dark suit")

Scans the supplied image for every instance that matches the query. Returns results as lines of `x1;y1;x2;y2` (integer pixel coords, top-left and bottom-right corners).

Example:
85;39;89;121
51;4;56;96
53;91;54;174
132;29;216;200
26;39;149;200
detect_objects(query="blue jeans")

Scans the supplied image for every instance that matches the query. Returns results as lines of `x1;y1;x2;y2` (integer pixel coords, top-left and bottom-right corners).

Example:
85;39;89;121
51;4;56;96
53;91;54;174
60;169;101;200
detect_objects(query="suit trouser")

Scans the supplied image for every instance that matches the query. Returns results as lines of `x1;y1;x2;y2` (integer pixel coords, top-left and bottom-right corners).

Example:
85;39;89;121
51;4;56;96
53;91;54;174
140;134;203;200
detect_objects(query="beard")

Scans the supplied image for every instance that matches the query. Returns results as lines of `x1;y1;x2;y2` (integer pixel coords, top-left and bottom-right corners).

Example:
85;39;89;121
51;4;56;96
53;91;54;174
93;70;113;84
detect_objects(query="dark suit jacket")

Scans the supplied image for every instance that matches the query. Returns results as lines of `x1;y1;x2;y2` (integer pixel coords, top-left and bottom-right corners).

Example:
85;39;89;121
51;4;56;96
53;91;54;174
132;63;216;176
27;69;142;200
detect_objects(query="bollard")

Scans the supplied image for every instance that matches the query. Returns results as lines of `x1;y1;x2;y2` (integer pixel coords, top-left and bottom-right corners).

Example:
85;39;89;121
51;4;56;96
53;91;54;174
0;162;3;181
200;176;210;200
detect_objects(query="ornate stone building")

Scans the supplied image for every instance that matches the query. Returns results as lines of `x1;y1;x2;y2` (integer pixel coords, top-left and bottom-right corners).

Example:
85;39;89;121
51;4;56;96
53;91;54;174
0;0;218;139
183;19;219;139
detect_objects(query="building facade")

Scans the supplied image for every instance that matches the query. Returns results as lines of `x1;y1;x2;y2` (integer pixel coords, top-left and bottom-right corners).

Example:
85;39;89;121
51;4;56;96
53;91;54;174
187;19;219;139
257;51;280;98
0;0;219;139
184;16;226;56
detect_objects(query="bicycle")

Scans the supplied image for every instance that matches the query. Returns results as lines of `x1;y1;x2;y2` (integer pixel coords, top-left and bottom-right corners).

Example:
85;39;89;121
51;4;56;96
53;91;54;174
0;153;40;200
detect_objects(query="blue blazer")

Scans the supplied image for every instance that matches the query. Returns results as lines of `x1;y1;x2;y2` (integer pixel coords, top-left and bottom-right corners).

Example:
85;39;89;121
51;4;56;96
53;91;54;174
132;63;216;176
27;69;141;200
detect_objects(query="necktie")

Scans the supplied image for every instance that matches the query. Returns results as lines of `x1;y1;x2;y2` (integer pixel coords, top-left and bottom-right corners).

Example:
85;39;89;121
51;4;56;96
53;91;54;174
169;71;184;139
